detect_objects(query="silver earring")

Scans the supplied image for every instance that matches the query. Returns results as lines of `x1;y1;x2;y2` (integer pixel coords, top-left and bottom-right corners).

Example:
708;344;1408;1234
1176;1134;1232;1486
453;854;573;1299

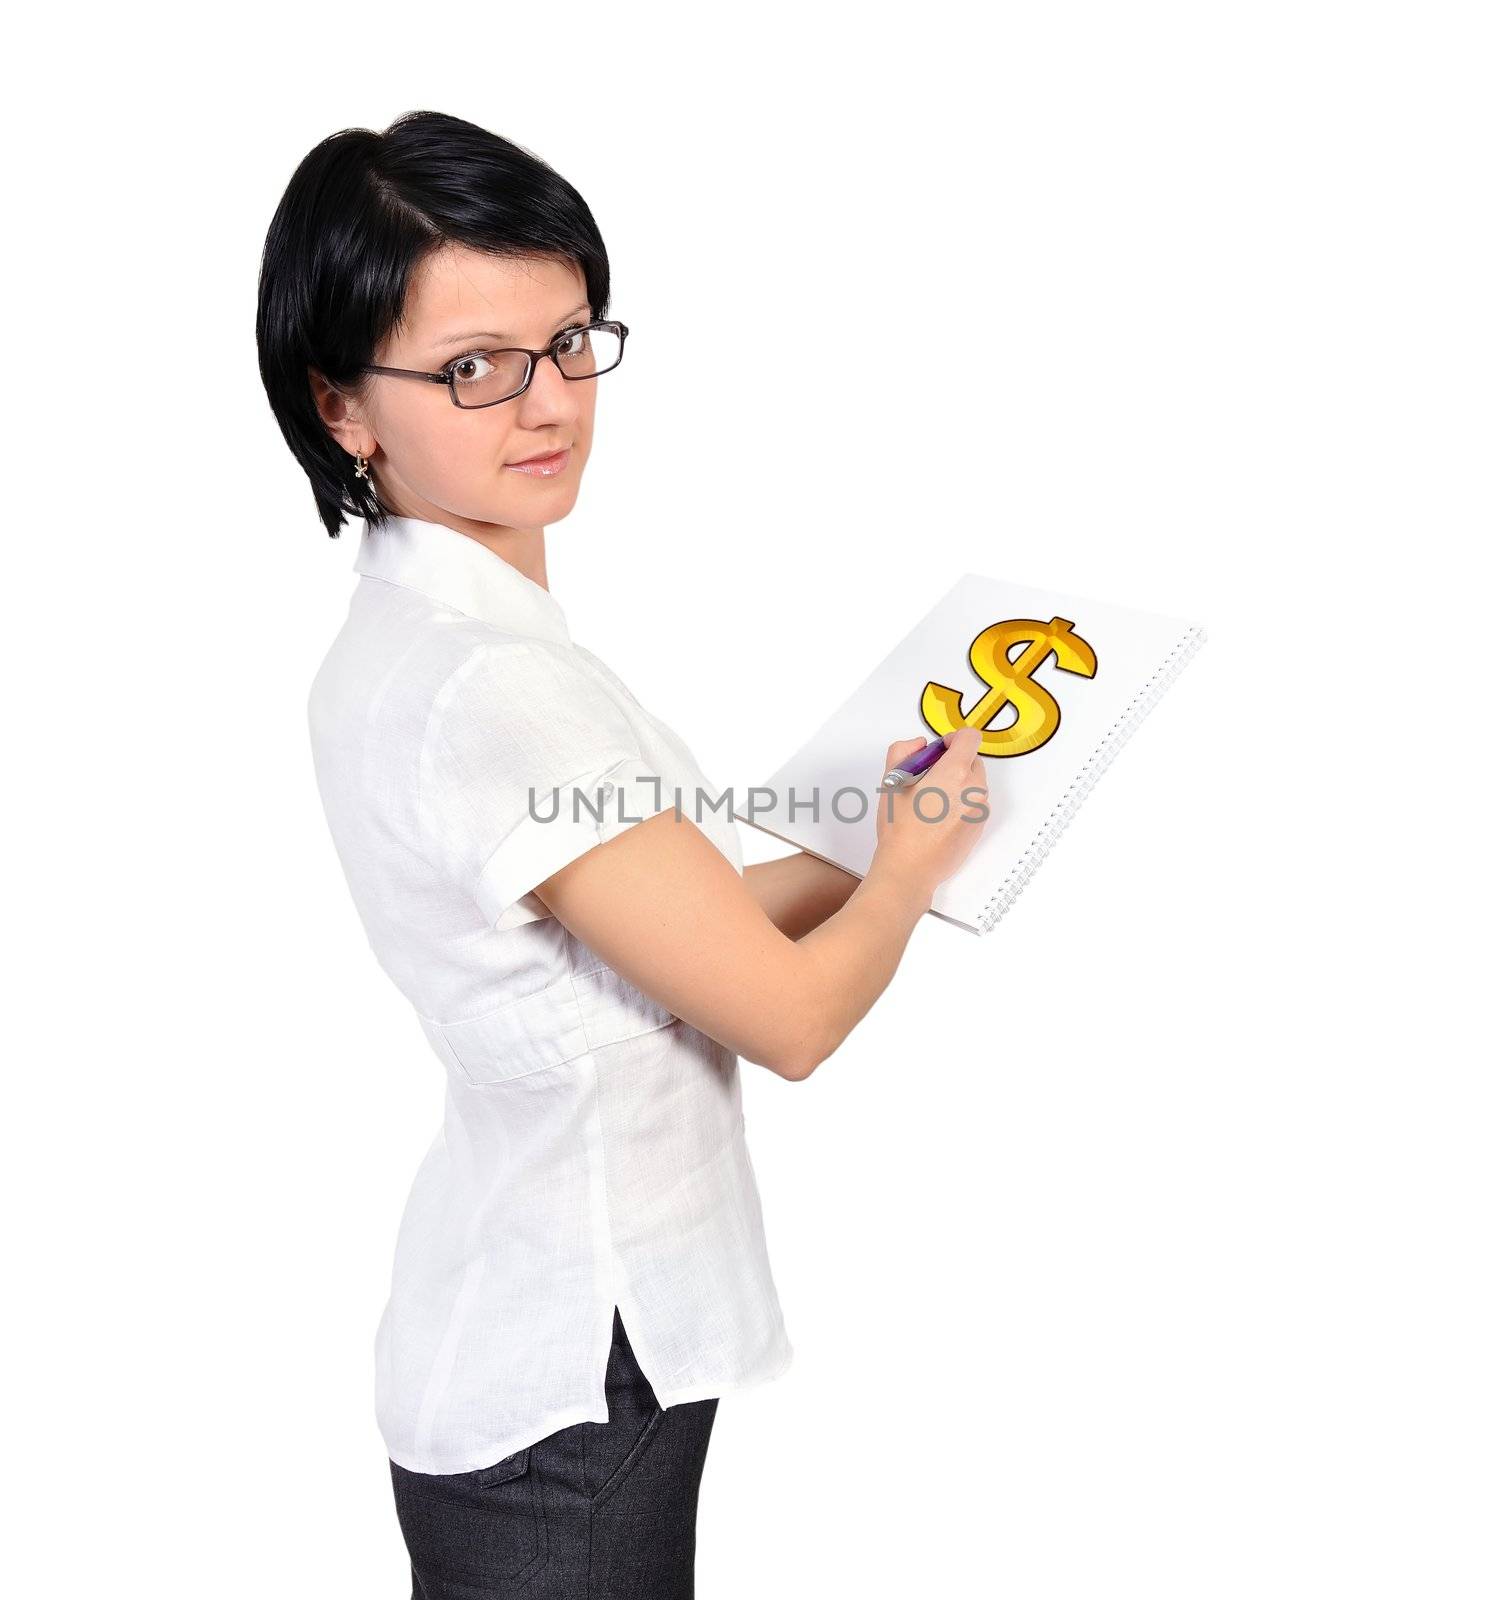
354;451;370;480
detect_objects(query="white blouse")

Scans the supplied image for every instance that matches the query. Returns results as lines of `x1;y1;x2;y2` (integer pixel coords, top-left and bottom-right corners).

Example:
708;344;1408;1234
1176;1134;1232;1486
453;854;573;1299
307;514;794;1475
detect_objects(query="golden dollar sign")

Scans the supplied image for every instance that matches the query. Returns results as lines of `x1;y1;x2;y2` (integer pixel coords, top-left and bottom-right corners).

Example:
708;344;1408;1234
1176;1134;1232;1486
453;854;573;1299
920;616;1098;757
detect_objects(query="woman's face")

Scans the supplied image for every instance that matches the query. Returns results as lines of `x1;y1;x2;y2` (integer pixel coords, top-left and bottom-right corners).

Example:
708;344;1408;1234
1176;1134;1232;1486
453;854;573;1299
330;247;598;533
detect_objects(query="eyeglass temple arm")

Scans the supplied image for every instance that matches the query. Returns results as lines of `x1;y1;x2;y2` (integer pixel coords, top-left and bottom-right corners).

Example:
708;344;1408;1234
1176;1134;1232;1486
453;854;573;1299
357;366;452;383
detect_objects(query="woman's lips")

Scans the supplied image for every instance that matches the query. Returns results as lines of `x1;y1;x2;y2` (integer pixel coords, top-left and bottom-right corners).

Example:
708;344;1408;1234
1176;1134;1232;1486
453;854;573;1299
505;447;571;477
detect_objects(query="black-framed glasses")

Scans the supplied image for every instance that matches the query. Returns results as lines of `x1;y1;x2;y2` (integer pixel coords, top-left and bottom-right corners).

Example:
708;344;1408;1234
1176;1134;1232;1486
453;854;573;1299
357;320;628;409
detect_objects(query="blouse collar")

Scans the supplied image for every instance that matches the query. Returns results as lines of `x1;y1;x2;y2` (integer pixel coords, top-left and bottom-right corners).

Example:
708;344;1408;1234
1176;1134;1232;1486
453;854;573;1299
352;515;572;645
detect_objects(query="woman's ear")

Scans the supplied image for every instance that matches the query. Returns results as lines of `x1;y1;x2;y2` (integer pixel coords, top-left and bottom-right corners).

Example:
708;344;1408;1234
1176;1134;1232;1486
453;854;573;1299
308;366;374;456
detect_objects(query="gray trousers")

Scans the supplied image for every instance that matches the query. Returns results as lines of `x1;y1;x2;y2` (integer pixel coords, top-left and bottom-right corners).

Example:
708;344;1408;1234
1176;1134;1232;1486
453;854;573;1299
389;1306;720;1597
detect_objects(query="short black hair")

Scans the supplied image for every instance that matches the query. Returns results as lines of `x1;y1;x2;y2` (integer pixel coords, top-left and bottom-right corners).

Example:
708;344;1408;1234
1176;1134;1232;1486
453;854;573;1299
256;111;613;538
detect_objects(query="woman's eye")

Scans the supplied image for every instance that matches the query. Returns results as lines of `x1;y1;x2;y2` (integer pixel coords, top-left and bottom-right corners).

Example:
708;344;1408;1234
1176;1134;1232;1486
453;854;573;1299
449;353;495;384
554;327;588;354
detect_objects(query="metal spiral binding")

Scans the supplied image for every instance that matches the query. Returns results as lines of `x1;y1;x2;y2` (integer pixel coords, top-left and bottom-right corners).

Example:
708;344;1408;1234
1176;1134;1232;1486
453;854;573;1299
976;621;1209;934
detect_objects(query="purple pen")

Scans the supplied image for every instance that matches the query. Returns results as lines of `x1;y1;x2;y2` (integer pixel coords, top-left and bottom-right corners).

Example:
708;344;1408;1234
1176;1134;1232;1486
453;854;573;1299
880;734;951;789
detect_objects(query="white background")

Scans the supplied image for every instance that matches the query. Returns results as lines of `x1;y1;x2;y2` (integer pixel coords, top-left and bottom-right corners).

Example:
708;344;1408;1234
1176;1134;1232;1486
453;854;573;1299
7;3;1506;1595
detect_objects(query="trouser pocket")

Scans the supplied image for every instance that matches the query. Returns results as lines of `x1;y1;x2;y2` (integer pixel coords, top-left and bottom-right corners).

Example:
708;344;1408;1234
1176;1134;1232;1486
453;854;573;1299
588;1404;666;1509
389;1445;548;1586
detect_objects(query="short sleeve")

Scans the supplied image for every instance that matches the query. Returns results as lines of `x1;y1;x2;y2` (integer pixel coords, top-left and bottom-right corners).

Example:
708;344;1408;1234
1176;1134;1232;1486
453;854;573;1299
419;642;675;930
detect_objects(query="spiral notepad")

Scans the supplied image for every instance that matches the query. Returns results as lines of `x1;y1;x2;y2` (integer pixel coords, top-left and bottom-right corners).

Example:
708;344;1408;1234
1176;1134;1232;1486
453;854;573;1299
732;572;1207;934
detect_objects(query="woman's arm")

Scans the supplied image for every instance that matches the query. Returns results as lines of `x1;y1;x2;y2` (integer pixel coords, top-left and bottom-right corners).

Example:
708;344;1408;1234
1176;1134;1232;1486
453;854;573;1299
534;731;987;1081
742;852;861;941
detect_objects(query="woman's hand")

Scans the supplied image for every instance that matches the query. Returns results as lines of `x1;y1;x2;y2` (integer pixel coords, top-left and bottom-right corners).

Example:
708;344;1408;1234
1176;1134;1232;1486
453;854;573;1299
871;727;990;900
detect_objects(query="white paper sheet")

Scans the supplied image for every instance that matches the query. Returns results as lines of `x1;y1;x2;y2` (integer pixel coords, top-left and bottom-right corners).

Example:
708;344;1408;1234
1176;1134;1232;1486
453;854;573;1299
733;572;1207;933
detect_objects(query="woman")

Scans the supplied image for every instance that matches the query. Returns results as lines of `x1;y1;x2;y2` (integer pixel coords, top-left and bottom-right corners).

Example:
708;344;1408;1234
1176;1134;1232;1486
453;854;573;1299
257;111;986;1597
